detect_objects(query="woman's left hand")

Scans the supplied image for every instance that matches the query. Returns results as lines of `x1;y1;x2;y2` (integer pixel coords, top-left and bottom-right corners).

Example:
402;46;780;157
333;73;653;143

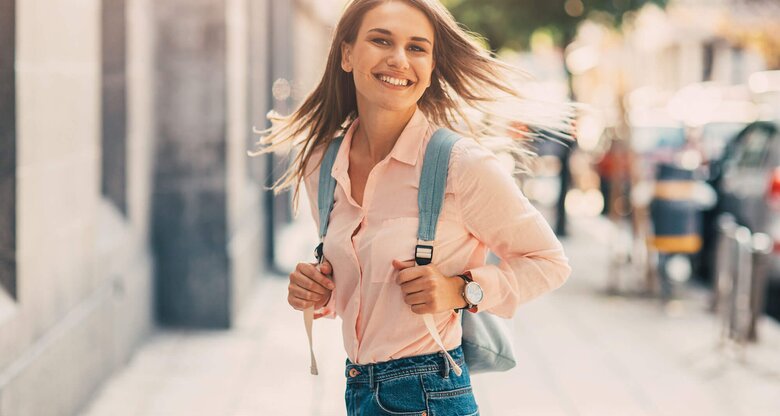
392;259;467;314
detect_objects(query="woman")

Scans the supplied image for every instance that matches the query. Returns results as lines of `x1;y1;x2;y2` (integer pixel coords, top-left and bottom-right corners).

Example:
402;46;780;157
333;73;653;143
253;1;572;414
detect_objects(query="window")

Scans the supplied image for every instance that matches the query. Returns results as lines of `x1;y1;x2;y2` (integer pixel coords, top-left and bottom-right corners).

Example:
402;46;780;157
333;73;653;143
0;0;16;299
101;0;127;215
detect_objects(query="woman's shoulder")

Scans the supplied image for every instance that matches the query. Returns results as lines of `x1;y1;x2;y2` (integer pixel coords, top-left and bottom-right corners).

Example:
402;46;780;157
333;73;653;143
303;132;350;176
303;144;327;179
447;134;519;193
449;135;499;169
302;135;348;192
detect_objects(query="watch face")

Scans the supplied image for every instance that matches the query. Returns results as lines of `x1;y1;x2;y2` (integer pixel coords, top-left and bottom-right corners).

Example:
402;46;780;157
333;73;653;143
465;282;483;305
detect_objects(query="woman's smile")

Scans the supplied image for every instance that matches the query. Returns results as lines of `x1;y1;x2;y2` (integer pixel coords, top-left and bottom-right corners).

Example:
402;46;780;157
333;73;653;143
374;72;416;89
340;1;434;111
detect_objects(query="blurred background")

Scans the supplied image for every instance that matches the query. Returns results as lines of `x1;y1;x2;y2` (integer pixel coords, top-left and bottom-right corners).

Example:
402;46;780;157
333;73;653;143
1;0;780;415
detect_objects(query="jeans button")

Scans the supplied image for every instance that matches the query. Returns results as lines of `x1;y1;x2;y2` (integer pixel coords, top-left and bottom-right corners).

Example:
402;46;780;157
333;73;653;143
349;368;360;378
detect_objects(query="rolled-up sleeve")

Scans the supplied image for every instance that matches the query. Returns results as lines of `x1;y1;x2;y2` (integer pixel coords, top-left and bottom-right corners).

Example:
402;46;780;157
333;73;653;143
302;149;337;320
451;140;571;319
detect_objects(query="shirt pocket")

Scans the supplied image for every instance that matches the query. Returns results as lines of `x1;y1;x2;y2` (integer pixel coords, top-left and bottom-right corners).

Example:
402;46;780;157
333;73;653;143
369;217;419;283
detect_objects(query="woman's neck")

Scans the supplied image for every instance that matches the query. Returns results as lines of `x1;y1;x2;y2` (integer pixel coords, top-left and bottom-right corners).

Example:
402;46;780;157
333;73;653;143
354;104;416;165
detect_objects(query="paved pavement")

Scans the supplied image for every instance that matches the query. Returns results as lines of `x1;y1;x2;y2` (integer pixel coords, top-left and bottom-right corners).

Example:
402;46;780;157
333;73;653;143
79;215;780;416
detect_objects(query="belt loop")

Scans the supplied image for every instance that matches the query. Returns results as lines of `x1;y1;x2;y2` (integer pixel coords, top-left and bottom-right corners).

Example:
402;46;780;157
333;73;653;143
369;364;375;390
440;351;450;378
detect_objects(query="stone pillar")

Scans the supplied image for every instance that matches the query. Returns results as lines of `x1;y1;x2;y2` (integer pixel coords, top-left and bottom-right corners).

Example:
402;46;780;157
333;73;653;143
248;0;272;270
153;0;230;327
0;0;15;300
101;0;128;216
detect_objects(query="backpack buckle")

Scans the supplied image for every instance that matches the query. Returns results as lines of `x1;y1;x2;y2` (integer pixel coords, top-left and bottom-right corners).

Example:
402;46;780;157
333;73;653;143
415;244;433;266
314;242;324;263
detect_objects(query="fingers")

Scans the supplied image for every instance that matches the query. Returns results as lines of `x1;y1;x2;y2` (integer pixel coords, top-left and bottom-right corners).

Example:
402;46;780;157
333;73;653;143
296;262;335;292
288;284;331;311
403;291;428;306
319;259;333;276
410;302;436;315
289;283;328;303
287;290;317;310
396;263;429;285
287;261;335;311
392;258;416;271
398;276;429;295
290;270;327;296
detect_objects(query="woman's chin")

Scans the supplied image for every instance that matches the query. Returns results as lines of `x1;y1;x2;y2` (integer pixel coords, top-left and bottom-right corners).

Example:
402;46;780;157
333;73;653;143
371;98;419;113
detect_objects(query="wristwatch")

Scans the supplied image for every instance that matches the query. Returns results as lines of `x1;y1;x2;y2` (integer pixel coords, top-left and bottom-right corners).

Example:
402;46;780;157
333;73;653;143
455;271;483;313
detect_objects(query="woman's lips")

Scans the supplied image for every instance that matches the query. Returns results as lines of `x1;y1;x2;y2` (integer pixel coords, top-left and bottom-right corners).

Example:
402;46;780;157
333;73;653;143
373;73;415;89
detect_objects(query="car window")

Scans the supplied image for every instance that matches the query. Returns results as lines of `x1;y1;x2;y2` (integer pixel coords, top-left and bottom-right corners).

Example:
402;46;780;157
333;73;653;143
701;122;746;161
736;128;771;168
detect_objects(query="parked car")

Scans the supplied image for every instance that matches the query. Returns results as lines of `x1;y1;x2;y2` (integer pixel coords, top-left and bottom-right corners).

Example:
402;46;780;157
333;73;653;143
706;120;780;320
694;121;748;284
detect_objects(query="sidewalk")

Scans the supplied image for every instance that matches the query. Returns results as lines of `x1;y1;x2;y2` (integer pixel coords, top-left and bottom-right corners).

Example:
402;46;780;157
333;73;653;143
79;215;780;416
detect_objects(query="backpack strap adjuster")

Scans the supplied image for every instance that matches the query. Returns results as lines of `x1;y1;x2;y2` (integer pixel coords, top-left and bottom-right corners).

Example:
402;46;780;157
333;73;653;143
415;244;434;266
314;242;324;264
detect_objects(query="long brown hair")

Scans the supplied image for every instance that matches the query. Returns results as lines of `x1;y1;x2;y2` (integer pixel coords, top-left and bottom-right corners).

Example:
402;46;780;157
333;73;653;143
250;0;575;213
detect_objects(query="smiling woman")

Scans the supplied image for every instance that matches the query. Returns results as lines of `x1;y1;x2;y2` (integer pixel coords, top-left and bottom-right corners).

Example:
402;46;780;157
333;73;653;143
342;3;434;116
251;1;573;415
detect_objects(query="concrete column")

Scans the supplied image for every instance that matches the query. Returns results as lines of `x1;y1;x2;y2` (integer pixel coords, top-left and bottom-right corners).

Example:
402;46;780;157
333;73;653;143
101;0;128;215
248;0;271;271
0;0;15;300
153;0;230;327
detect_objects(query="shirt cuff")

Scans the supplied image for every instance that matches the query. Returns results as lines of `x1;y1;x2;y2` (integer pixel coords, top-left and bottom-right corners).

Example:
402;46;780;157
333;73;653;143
465;265;515;319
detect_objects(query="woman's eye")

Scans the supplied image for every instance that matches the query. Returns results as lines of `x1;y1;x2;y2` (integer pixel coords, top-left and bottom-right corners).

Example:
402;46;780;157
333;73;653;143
409;45;426;53
371;38;390;46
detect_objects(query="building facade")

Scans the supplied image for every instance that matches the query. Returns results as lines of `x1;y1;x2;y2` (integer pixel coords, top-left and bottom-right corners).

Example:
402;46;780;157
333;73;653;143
0;0;339;415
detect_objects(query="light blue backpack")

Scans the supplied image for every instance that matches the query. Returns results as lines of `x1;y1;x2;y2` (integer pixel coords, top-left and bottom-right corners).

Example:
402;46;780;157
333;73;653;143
314;128;516;375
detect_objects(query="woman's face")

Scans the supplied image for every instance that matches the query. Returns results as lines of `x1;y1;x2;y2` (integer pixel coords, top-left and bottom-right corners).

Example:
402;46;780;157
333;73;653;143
341;1;435;113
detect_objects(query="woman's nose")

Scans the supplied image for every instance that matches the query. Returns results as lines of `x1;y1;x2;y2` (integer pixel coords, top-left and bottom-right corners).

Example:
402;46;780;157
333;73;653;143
386;47;410;70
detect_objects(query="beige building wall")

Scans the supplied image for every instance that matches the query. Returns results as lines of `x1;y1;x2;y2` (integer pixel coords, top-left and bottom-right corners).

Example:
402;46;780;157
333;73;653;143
0;0;330;414
293;0;343;97
0;0;156;415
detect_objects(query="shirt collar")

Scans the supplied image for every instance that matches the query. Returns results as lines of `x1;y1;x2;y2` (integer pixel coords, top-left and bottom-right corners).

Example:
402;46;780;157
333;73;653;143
332;107;429;176
387;107;429;166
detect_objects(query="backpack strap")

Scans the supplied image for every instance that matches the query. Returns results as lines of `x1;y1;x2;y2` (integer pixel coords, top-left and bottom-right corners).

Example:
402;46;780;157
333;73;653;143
315;136;344;261
306;136;343;376
417;128;463;376
415;128;462;264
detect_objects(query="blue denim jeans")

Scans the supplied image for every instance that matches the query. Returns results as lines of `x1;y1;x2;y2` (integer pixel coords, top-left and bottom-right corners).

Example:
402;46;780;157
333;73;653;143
344;346;479;416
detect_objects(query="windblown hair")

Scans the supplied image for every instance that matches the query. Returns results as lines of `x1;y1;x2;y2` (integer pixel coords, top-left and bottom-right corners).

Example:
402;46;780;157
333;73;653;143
250;0;575;214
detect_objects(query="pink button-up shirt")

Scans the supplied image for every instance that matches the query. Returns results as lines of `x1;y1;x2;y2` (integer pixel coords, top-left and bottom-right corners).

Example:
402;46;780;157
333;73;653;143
303;108;570;364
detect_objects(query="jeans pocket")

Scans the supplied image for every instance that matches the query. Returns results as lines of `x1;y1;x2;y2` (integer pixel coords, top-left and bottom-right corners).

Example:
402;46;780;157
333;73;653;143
373;375;428;415
425;386;479;416
421;367;479;416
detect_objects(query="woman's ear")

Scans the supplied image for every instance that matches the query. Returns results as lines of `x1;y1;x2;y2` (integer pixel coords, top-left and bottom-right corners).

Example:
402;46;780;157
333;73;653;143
341;42;353;72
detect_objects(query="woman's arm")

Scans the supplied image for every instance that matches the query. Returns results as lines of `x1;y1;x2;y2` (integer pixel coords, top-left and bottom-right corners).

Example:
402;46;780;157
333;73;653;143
451;140;571;319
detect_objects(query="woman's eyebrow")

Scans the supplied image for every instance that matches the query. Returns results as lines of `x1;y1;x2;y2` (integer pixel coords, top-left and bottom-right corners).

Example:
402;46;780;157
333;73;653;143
367;28;432;45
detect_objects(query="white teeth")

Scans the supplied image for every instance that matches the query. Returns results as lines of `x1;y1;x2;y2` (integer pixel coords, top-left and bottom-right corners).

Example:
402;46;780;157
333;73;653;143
379;74;408;86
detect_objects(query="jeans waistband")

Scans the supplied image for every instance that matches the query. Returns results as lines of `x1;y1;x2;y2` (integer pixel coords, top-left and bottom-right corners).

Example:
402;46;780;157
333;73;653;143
345;346;464;386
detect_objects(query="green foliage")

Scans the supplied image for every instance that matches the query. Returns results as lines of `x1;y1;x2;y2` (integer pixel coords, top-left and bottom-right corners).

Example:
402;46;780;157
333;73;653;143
442;0;668;51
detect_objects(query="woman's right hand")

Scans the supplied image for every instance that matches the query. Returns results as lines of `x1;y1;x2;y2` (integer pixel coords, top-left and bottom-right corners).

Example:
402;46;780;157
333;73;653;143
288;259;334;311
